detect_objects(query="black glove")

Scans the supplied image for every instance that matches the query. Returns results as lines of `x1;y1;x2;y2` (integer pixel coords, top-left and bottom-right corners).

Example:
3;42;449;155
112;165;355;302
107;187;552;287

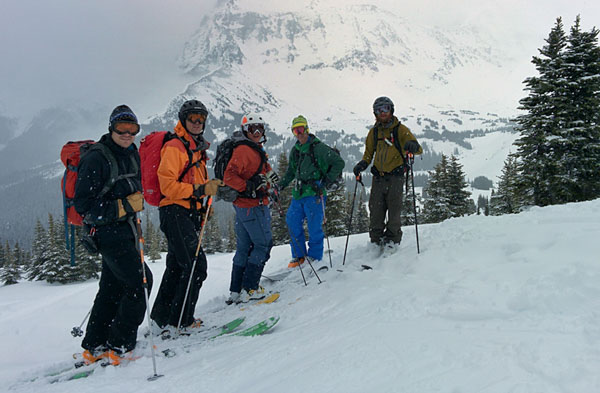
324;177;341;192
353;160;368;177
246;174;268;193
404;140;420;153
216;185;239;202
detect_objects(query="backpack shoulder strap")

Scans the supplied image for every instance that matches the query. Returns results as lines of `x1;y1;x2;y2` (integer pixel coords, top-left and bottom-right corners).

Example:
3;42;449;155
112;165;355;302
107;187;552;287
236;140;268;177
89;143;120;199
307;140;325;179
171;134;201;182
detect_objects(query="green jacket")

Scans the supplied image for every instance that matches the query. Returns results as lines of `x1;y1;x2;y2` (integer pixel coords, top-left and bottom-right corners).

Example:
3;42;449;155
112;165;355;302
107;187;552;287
362;116;422;175
280;135;345;199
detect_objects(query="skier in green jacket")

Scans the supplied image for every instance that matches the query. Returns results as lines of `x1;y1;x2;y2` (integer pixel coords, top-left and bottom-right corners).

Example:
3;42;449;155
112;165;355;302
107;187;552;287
279;115;345;271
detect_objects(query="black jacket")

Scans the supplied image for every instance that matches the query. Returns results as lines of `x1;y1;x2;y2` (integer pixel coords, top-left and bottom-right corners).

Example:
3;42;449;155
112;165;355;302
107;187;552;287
74;133;142;227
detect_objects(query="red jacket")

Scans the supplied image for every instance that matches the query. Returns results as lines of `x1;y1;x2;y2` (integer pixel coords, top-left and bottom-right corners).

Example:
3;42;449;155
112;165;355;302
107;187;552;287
224;144;271;208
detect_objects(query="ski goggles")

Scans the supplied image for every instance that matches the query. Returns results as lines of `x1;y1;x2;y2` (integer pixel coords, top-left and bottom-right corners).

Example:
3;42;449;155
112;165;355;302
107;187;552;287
243;123;265;135
113;123;140;136
186;113;207;124
292;126;307;136
374;105;392;115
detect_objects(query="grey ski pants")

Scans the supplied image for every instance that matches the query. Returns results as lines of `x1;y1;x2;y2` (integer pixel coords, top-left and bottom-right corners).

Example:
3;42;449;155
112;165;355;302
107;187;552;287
368;174;403;244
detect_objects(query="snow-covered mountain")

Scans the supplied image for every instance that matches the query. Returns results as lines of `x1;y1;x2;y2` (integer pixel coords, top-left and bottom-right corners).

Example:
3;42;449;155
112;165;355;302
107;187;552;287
3;199;599;392
1;0;532;246
150;0;522;137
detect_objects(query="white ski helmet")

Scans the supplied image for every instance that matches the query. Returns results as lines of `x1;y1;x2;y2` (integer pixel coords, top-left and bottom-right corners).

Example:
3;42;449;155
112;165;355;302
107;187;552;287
241;113;265;129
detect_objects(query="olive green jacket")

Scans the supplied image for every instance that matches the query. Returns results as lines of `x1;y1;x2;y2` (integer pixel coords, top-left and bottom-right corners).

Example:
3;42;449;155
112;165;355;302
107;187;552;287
361;116;422;175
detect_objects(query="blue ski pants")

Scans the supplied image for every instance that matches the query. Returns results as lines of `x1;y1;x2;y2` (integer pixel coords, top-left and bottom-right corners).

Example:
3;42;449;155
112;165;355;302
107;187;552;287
231;205;273;292
286;195;326;261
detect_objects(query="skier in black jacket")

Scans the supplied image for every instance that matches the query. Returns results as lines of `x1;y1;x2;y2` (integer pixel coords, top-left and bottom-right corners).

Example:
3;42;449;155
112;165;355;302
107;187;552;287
74;105;152;366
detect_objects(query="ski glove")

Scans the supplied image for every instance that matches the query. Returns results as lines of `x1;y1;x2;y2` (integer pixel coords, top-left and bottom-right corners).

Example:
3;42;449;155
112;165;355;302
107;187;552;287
404;140;420;154
194;179;224;198
264;170;280;186
217;185;239;203
246;174;268;193
118;191;144;218
353;160;368;177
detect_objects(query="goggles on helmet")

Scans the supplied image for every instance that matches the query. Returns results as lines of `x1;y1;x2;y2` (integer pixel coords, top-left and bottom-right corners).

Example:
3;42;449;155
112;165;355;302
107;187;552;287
374;105;392;115
113;123;140;136
243;123;265;135
186;113;207;124
292;126;307;136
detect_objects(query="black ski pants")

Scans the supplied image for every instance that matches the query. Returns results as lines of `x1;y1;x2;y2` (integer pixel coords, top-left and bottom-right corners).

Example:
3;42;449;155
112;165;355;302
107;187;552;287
82;221;152;353
151;204;207;328
369;173;404;244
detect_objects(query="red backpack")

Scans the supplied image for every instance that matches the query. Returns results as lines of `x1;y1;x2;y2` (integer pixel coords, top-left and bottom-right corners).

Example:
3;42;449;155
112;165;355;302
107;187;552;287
139;131;203;206
61;140;95;226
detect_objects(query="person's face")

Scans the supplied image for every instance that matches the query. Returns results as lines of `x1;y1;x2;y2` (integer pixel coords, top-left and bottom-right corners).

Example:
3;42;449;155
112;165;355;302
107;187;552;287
374;105;392;123
292;125;309;144
245;123;265;143
185;112;206;136
111;122;139;148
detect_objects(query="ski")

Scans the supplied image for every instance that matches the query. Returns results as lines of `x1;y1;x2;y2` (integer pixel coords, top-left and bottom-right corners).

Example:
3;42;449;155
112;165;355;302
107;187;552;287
163;316;280;356
239;292;280;310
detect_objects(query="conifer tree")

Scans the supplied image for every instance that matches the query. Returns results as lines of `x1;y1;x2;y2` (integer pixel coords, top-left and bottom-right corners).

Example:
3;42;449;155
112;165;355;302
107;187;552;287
271;153;291;246
71;225;101;281
324;185;347;237
144;214;161;262
422;155;471;223
28;219;49;280
40;214;72;284
553;16;600;202
354;187;370;233
226;216;236;252
490;155;520;215
203;216;223;254
513;17;567;207
422;155;451;223
446;155;472;217
401;181;421;226
0;240;5;268
1;242;21;285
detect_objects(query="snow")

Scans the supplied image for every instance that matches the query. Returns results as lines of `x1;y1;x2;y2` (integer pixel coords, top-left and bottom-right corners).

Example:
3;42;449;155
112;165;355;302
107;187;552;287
2;199;600;392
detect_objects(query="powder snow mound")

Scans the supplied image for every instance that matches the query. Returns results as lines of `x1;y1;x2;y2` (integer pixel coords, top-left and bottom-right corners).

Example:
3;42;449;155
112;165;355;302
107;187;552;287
2;198;599;392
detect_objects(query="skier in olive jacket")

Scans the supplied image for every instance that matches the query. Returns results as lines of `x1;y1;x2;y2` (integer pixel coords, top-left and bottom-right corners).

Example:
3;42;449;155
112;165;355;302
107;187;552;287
279;115;344;271
353;96;422;251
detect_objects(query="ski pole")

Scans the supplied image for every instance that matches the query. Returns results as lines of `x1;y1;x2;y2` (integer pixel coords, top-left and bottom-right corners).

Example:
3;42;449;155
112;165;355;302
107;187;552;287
70;306;92;337
406;153;420;254
342;174;364;265
134;215;163;381
177;196;212;335
319;192;333;268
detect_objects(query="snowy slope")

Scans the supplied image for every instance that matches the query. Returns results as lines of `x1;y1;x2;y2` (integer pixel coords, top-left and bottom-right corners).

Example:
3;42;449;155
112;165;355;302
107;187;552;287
2;199;600;392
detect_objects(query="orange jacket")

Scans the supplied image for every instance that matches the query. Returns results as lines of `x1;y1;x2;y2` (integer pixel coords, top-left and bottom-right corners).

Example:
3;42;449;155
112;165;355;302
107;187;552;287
224;144;272;208
157;122;209;209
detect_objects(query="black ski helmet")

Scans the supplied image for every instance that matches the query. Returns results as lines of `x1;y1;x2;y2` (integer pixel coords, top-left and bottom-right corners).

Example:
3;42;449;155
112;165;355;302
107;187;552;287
373;96;394;115
108;105;139;132
178;100;208;125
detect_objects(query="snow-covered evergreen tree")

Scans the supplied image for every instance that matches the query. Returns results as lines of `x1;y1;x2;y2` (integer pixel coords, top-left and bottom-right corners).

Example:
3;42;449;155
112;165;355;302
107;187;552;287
422;155;451;223
203;216;223;254
446;155;472;217
513;17;567;207
553;16;600;202
324;185;347;237
1;242;21;285
490;156;520;215
422;155;471;223
27;219;48;281
0;240;5;268
144;214;161;262
355;187;370;234
226;216;236;252
271;152;291;246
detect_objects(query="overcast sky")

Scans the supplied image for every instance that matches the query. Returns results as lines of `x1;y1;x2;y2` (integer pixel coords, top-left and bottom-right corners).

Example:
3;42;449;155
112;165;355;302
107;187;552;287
0;0;598;130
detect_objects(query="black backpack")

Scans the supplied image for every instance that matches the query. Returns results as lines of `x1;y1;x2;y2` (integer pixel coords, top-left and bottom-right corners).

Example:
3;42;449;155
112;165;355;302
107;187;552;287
213;138;268;197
